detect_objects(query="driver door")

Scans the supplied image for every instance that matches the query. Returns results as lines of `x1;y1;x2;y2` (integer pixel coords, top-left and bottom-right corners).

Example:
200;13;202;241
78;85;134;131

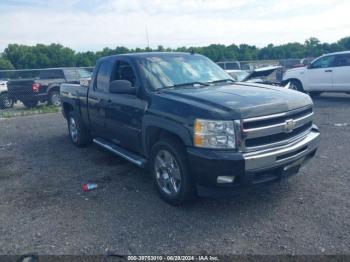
104;59;147;154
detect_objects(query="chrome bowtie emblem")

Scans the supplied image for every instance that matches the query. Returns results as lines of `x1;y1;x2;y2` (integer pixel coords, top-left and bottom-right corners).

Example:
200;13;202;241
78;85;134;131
284;119;296;133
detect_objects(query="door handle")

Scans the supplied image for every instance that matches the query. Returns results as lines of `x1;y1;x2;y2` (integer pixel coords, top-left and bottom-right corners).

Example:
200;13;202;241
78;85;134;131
324;69;333;72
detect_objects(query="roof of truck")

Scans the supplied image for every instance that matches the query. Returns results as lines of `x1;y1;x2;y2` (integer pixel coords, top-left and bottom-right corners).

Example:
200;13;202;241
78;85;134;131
321;50;350;56
100;52;199;61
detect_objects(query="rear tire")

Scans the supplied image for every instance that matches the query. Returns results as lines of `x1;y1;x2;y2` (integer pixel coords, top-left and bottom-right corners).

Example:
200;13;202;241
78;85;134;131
48;91;62;107
150;137;196;205
22;100;38;108
67;110;91;147
0;93;14;109
289;80;304;93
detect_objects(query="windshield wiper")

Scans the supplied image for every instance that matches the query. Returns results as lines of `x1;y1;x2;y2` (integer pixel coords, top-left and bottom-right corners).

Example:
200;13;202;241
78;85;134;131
157;81;210;91
208;79;235;84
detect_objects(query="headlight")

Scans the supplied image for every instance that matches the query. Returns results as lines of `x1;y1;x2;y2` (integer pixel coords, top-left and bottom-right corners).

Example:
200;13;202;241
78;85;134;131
194;119;235;149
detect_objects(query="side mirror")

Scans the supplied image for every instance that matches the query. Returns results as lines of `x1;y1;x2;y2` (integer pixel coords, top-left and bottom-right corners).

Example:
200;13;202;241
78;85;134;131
80;78;91;87
109;80;136;95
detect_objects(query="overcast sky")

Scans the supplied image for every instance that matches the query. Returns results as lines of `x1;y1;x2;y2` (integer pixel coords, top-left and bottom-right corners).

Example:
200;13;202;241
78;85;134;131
1;0;349;52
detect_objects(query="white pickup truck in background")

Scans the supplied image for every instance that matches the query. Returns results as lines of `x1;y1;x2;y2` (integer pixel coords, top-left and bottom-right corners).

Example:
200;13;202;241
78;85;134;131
0;80;14;109
283;51;350;96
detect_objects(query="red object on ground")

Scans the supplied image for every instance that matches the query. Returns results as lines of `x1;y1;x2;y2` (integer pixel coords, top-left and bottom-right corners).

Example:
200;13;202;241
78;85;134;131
83;183;98;191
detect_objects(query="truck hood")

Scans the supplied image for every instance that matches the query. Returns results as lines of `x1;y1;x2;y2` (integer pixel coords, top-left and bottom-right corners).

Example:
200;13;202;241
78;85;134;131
160;83;312;119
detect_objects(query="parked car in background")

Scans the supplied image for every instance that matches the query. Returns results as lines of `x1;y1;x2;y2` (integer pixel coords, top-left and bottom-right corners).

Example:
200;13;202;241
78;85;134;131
61;52;320;205
240;62;256;71
217;61;241;70
7;68;91;108
0;80;14;109
283;51;350;96
226;70;250;81
227;66;284;85
279;59;301;71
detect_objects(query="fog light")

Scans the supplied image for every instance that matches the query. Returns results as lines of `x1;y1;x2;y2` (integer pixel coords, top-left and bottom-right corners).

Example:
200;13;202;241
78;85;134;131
217;176;235;184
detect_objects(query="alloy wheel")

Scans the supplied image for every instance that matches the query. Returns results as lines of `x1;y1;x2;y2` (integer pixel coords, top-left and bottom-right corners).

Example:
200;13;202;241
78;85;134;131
154;149;182;196
69;117;78;143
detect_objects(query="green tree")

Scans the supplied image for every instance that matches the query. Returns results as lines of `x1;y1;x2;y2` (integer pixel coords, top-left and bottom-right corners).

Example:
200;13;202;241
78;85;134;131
0;58;15;70
1;36;349;70
338;37;350;50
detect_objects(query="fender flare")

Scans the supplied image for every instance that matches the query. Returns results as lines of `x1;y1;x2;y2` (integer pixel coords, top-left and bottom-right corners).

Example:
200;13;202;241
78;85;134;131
47;84;61;96
142;115;193;157
61;99;79;119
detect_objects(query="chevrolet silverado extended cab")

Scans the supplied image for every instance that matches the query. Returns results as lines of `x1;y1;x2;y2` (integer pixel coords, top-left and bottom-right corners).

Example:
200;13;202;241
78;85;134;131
7;68;91;108
61;52;320;205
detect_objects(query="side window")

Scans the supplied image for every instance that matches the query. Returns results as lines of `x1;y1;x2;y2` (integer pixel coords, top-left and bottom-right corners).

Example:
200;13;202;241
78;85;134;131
39;69;64;79
334;54;350;67
310;55;335;69
225;62;240;70
112;61;137;86
64;69;77;81
96;61;112;91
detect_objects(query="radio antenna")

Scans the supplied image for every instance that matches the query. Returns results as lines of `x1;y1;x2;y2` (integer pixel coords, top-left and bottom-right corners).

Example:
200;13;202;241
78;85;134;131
145;26;150;50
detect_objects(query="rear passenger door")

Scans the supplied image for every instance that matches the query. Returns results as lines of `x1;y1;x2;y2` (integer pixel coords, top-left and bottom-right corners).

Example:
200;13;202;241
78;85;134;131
105;59;147;154
332;54;350;91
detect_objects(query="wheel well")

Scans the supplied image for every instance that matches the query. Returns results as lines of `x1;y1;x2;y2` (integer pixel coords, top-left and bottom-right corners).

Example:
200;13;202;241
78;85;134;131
48;86;60;95
145;127;185;156
62;102;74;117
285;78;304;91
286;78;303;86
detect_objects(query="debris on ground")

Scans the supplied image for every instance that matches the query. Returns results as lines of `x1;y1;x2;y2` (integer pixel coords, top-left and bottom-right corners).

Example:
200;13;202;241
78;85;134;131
82;183;98;192
334;123;348;127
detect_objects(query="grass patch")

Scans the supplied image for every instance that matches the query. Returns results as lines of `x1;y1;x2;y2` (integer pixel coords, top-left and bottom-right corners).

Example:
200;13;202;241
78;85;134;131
0;105;60;118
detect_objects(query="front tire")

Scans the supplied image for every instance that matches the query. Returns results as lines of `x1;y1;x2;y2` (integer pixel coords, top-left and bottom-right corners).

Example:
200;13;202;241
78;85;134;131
67;111;91;147
0;93;14;109
289;80;304;93
49;91;62;107
150;138;196;205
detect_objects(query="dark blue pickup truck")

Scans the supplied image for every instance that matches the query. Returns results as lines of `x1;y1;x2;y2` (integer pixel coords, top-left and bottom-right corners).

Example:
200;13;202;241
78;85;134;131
7;68;91;108
60;52;320;205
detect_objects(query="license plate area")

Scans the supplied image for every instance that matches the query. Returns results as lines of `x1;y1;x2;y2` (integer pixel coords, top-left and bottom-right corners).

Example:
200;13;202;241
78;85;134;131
282;156;305;176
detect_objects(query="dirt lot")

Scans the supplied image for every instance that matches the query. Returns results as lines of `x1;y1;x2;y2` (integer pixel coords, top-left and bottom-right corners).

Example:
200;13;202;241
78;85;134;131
0;93;349;256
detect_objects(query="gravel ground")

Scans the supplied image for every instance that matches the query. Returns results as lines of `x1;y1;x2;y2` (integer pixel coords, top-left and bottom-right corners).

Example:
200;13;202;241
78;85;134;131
0;93;349;256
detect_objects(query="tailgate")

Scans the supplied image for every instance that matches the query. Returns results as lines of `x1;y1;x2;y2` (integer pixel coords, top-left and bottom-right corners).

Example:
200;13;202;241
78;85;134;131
8;79;35;99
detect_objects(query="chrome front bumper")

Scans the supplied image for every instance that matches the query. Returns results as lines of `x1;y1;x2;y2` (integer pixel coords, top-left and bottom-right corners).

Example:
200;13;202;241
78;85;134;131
243;126;320;172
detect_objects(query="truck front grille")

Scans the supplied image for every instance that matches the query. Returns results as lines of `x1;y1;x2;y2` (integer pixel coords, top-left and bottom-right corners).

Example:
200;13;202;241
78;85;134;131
240;106;313;152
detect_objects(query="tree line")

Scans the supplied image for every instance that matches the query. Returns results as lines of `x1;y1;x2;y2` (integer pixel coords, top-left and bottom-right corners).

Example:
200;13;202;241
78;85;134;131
0;36;349;70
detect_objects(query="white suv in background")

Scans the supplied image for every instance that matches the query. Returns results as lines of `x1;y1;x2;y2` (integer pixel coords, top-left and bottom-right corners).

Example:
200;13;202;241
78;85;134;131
283;51;350;96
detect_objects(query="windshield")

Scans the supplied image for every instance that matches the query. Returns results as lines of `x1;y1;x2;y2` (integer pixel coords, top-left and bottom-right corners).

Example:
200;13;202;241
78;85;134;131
139;54;233;90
